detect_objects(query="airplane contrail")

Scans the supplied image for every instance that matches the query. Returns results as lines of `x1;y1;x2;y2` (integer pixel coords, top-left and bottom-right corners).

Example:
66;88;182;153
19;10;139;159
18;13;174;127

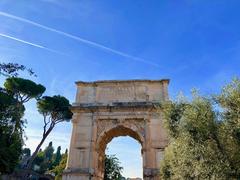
0;33;68;56
0;11;159;67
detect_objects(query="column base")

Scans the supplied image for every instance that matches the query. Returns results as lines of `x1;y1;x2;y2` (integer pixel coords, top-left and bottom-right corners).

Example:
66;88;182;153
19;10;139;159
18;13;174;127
62;173;90;180
62;168;102;180
62;168;91;180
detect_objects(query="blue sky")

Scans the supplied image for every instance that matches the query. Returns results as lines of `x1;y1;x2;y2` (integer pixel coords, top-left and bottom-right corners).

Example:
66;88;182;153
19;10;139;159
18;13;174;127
0;0;240;178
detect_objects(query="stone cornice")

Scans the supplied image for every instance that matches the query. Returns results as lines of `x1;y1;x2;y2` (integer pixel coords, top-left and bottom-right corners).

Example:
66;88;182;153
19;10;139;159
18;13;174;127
75;79;170;86
71;101;161;112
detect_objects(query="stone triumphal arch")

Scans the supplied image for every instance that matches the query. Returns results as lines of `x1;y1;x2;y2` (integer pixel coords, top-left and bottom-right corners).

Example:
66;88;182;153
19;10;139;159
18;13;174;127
63;79;169;180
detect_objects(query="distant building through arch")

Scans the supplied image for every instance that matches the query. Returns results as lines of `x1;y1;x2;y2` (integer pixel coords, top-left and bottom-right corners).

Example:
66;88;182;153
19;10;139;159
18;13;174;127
63;79;169;180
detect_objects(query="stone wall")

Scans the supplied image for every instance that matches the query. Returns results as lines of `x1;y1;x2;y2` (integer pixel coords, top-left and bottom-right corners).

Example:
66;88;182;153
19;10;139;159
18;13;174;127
63;79;170;180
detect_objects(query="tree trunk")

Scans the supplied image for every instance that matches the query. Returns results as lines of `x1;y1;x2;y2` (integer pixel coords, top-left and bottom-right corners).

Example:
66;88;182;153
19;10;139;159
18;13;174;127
25;126;54;170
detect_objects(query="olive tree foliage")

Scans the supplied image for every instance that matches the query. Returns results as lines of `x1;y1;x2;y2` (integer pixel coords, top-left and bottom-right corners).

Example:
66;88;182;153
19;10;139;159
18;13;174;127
215;78;240;177
160;78;240;179
104;154;124;180
25;95;72;170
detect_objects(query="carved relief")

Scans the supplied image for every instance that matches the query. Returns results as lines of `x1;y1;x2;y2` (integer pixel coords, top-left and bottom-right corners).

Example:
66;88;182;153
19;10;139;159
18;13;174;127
97;119;118;136
125;118;145;137
96;118;145;137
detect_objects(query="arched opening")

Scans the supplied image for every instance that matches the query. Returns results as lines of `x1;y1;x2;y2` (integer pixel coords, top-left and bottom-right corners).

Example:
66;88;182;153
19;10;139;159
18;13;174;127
96;125;145;179
106;136;143;179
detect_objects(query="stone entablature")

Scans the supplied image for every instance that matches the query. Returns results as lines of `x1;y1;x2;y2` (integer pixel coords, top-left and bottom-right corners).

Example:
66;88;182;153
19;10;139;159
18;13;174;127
75;79;169;104
63;79;170;180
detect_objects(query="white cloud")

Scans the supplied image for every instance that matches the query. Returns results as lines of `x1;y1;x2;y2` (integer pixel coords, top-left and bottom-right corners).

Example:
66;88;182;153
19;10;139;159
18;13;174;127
0;33;68;56
0;11;159;67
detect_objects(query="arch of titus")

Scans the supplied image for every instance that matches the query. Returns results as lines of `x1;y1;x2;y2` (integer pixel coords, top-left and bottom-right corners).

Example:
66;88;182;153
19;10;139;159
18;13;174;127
63;79;169;180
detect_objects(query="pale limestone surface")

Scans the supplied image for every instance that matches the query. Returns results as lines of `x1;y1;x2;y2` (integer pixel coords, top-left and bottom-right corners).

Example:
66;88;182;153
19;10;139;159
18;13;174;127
63;79;169;180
